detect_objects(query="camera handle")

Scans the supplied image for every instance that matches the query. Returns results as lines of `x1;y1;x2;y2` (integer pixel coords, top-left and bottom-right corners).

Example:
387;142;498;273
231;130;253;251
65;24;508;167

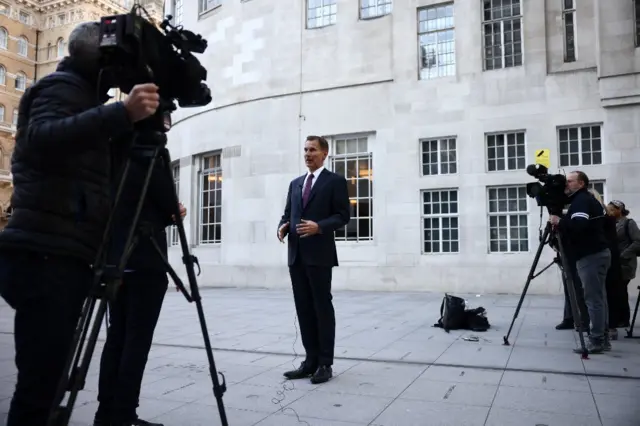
46;135;229;426
502;222;590;359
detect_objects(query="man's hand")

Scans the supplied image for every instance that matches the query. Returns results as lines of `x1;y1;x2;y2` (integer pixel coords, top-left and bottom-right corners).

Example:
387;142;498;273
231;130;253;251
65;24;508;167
123;84;160;122
278;222;289;243
172;203;187;222
296;219;319;238
549;215;561;226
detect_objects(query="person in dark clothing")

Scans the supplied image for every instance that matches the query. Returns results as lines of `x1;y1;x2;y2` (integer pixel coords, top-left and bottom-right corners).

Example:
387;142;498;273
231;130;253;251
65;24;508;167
587;190;624;340
93;140;185;426
549;171;611;354
607;200;640;327
0;22;160;426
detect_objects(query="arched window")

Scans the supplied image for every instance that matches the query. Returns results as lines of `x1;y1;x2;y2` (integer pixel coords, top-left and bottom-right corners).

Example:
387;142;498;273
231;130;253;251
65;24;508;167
56;38;65;58
0;105;5;123
17;36;28;57
15;72;26;91
0;28;7;49
12;109;18;127
0;66;5;85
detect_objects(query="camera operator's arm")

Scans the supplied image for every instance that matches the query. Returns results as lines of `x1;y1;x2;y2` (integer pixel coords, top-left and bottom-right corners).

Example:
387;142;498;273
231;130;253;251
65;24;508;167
24;83;159;151
556;196;590;234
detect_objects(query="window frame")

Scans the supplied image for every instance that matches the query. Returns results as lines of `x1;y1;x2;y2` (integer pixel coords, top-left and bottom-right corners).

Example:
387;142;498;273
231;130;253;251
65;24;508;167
197;152;223;245
481;0;524;70
420;188;460;254
562;0;577;62
589;180;606;203
635;0;640;47
419;136;457;176
485;130;527;173
0;28;7;49
173;0;184;25
17;36;28;57
199;0;222;16
557;123;603;168
417;2;456;80
327;134;374;243
18;11;29;25
487;185;530;253
307;0;337;29
168;162;180;247
360;0;392;20
15;72;26;91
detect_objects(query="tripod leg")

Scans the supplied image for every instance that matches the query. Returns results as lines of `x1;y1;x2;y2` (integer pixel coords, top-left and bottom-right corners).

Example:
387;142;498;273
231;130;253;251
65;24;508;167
160;147;228;426
625;286;640;339
555;236;589;359
503;224;552;345
148;235;193;302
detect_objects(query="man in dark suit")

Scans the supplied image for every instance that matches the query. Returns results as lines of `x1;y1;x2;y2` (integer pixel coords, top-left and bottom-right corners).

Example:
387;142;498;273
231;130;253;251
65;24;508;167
277;135;350;384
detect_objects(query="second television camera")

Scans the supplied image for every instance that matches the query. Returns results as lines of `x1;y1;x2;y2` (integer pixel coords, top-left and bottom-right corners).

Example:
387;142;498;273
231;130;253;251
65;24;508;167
525;163;569;216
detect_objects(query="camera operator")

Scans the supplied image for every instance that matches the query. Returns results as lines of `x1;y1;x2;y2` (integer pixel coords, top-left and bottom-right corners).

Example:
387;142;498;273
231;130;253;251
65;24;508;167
0;22;160;426
92;139;186;426
549;171;611;354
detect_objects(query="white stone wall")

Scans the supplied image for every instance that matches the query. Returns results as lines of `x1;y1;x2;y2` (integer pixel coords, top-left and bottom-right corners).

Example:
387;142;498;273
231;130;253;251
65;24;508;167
164;0;640;294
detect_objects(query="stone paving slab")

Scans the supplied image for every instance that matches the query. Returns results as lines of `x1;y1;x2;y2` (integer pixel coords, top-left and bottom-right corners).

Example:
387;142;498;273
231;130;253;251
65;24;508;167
0;288;639;425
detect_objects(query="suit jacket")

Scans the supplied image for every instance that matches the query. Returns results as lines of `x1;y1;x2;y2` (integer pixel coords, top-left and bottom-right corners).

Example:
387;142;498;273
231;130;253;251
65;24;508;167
278;168;350;267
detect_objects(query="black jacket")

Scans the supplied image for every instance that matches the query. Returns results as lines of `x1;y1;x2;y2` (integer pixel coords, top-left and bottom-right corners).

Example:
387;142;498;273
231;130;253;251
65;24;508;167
0;57;133;264
558;187;609;261
278;168;350;267
107;142;177;272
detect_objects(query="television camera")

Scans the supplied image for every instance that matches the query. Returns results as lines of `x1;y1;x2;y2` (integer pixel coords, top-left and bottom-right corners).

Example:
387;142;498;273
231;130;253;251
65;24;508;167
47;5;229;426
525;164;569;217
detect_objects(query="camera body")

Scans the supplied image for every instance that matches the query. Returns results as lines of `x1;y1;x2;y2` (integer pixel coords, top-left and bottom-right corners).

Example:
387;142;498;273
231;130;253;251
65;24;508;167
525;164;569;217
97;6;212;125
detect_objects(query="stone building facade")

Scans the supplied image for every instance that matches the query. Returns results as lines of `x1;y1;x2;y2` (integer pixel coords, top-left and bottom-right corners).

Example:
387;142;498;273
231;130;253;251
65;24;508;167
162;0;640;294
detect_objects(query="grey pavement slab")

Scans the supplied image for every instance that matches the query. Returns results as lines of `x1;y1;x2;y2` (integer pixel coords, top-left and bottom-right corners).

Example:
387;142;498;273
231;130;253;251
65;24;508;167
0;288;639;425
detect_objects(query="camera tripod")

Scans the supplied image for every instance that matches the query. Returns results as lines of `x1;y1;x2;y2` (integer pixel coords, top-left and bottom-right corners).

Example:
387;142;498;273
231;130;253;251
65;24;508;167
502;221;590;359
624;286;640;339
46;120;228;426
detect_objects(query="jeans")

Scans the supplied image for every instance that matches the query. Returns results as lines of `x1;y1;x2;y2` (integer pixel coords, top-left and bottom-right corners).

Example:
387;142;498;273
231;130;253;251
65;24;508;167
96;270;168;423
577;249;611;343
0;250;92;426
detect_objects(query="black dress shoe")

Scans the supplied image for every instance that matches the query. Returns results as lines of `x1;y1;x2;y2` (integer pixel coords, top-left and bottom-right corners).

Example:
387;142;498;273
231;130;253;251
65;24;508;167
132;419;164;426
310;365;332;384
556;320;574;330
284;361;317;380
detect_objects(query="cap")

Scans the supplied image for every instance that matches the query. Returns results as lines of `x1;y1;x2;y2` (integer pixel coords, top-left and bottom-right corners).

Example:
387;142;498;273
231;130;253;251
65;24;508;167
609;200;630;215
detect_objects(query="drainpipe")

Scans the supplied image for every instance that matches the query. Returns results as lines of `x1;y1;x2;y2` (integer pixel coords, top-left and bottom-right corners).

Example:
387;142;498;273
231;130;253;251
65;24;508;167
34;29;40;81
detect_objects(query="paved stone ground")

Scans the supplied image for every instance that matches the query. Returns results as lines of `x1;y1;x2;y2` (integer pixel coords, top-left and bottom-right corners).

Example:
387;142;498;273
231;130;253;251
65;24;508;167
1;288;640;425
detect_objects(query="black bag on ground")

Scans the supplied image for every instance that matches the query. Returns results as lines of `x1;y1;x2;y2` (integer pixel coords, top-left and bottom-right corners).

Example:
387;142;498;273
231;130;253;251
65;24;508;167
434;294;491;332
434;294;466;332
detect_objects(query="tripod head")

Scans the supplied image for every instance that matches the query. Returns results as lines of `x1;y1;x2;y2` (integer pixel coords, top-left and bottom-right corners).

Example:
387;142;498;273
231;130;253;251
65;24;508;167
131;97;176;147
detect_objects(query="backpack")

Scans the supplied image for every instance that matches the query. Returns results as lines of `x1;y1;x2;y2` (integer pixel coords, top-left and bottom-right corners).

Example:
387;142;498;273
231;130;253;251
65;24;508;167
433;294;490;333
624;219;640;257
